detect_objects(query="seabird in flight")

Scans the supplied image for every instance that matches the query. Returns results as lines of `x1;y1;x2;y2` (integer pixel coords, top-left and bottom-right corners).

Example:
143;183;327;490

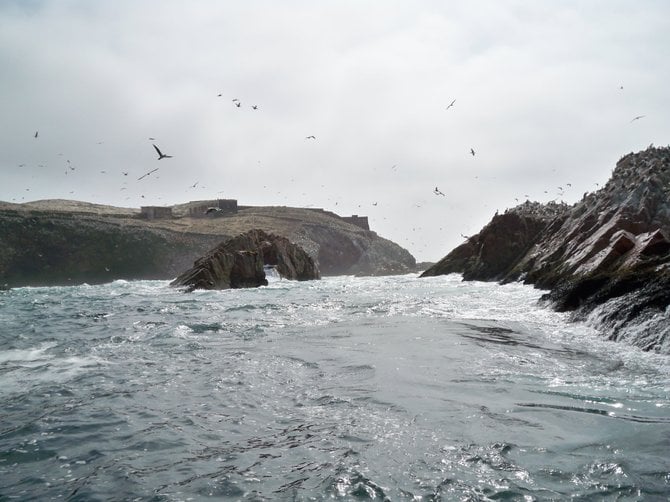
305;135;316;140
470;148;476;156
630;115;645;123
446;99;456;110
153;144;172;160
137;168;159;180
433;187;445;196
34;131;38;138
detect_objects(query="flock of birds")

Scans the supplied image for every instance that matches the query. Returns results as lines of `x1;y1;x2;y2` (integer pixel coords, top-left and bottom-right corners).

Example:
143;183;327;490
22;86;646;204
15;86;649;257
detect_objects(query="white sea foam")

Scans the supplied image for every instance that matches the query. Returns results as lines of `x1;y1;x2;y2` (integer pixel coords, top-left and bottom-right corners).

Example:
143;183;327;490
0;342;56;365
264;265;282;282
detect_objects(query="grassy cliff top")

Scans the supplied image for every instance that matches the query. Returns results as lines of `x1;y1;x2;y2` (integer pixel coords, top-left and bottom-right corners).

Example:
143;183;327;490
0;199;372;237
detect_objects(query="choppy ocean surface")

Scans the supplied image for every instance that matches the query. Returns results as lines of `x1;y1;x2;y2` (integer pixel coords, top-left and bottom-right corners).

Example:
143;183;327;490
1;274;669;501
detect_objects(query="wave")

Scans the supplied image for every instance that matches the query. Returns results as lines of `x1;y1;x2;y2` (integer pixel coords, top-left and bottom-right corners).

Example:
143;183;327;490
585;297;670;354
0;343;56;365
515;402;670;424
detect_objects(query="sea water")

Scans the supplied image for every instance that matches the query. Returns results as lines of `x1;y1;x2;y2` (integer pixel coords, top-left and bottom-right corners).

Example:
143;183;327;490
1;274;668;500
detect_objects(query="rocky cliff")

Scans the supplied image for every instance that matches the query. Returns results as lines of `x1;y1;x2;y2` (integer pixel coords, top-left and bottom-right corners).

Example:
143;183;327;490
422;146;670;353
170;229;320;292
0;201;415;287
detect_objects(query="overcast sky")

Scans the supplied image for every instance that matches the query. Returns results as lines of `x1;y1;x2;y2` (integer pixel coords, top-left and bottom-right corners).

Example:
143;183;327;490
1;1;669;262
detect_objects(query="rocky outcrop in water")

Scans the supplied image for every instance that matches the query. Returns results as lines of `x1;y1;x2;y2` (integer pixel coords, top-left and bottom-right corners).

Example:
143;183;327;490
422;202;569;282
170;229;320;292
422;146;670;353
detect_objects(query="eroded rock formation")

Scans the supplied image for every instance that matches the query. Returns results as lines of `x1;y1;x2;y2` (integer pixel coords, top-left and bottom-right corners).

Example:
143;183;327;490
422;146;670;353
170;229;320;292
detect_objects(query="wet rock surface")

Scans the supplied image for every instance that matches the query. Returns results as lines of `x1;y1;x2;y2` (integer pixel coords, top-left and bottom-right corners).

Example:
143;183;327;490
422;146;670;352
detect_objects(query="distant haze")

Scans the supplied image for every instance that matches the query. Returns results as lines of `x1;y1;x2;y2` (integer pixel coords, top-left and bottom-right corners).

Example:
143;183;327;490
1;1;669;262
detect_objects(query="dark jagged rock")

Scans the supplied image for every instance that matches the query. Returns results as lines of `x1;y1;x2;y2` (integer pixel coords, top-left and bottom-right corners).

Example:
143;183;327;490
421;203;568;281
170;229;320;292
422;146;670;353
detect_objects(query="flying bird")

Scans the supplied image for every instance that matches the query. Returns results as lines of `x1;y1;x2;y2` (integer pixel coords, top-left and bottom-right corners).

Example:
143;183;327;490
305;135;316;140
234;101;241;108
446;99;456;110
34;131;38;138
630;115;646;123
152;144;172;160
252;105;258;110
433;187;445;196
470;148;476;156
137;168;159;180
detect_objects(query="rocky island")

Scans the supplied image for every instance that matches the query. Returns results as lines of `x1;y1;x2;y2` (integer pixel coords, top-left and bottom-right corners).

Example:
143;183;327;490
0;200;416;288
422;145;670;353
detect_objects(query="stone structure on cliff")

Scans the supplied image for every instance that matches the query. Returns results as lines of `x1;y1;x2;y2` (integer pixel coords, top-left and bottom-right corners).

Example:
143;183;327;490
170;229;320;292
422;146;670;353
341;215;370;231
187;199;238;217
140;206;173;219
